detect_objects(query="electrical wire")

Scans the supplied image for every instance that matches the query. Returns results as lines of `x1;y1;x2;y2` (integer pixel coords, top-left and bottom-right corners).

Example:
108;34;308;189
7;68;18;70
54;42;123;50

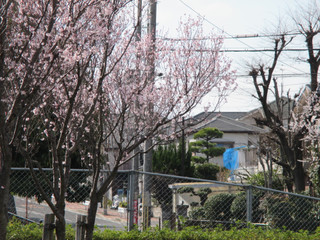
158;32;302;41
176;0;310;75
164;48;319;53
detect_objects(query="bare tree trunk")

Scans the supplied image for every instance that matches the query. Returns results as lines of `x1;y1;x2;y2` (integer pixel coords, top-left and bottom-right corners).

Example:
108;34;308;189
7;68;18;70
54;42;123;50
283;169;294;192
0;1;10;238
294;161;306;192
85;163;119;239
281;146;298;192
304;26;320;92
309;61;319;92
0;142;11;240
293;140;306;192
250;35;307;193
85;193;99;240
55;207;66;240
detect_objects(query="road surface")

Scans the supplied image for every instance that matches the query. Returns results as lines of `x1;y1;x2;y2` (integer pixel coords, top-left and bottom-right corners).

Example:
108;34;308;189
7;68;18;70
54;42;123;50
14;196;126;230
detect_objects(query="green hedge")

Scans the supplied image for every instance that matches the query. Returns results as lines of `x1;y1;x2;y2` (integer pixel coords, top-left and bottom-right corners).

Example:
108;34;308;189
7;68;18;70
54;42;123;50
6;218;75;240
187;191;320;233
204;193;236;222
264;195;320;232
7;221;42;240
7;219;320;240
231;192;264;222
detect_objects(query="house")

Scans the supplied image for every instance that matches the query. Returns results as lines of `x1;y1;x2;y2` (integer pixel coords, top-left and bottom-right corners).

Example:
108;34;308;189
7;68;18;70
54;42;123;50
188;112;267;179
239;97;294;129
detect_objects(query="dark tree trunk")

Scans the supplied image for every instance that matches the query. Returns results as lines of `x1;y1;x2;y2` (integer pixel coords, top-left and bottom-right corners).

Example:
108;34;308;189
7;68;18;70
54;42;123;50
0;142;11;240
305;29;320;92
250;35;307;193
55;219;66;240
310;62;319;92
283;167;294;192
293;139;306;192
85;169;119;239
0;1;9;236
294;161;306;192
85;193;99;240
293;141;306;192
55;206;66;240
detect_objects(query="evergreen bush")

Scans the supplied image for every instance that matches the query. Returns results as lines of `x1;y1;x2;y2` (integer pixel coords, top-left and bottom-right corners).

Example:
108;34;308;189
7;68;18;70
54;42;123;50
204;193;236;222
7;216;320;239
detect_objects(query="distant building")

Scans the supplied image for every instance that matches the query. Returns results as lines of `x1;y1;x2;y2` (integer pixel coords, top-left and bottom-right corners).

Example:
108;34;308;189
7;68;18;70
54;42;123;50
187;112;266;179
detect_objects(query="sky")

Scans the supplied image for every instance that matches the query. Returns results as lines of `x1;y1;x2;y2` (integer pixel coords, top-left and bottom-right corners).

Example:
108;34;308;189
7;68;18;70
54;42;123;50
156;0;314;113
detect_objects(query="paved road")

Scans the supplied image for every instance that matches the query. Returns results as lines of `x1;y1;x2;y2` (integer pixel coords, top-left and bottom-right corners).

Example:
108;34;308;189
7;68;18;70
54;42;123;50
14;196;126;230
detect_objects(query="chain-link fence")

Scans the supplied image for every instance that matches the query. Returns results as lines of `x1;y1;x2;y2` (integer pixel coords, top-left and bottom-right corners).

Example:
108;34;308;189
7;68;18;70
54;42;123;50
9;168;320;232
9;168;130;230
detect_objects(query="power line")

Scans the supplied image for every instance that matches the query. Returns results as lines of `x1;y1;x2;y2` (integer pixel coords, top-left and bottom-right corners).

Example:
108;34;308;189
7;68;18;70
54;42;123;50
223;49;315;52
176;0;309;75
158;46;317;54
224;32;302;39
236;73;311;78
192;48;318;53
157;36;314;53
158;32;302;41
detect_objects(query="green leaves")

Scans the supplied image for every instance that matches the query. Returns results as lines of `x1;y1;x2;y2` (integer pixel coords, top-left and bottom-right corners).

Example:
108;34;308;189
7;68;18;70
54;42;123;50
152;142;193;177
8;219;318;240
190;127;225;162
194;162;220;180
193;128;223;140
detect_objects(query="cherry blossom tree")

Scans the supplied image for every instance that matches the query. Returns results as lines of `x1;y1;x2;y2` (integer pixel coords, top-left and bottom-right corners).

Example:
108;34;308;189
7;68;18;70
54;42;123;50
81;15;235;238
1;1;137;239
0;0;235;239
290;92;319;188
0;2;11;239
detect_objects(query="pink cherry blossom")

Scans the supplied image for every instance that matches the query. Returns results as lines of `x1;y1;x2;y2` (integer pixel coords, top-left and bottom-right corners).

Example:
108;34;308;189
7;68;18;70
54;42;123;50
1;1;235;239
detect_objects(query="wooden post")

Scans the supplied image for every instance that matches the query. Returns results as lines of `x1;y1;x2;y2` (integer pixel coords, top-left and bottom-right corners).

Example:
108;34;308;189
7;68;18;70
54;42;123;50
246;186;253;223
76;215;87;240
42;214;55;240
171;212;176;230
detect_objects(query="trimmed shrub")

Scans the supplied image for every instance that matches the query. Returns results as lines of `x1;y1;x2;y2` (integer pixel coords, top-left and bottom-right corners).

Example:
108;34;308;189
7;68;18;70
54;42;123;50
204;193;236;222
231;191;264;222
263;195;319;232
188;206;206;220
194;163;220;180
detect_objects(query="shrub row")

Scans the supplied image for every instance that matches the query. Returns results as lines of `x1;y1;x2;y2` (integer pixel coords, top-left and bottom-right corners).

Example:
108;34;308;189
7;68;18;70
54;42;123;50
188;191;320;232
6;219;75;240
6;219;320;240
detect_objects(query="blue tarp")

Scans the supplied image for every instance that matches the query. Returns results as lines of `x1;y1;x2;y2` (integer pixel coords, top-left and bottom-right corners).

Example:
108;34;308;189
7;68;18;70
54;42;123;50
223;146;246;180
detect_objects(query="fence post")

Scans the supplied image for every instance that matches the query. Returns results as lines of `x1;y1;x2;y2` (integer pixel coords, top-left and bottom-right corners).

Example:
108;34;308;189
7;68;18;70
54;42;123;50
76;215;87;240
42;214;55;240
102;167;109;215
128;170;135;231
246;185;253;223
171;212;176;230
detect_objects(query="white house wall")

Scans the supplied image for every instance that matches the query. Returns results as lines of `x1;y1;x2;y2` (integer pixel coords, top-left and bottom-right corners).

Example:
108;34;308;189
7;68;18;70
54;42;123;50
188;132;260;170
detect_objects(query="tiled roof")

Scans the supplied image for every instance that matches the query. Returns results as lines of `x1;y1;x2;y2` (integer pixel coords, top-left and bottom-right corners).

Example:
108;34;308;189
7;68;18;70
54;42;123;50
193;111;248;120
193;114;265;133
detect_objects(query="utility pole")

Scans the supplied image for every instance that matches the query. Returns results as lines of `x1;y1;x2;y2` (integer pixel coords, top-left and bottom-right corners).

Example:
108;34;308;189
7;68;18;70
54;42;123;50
181;117;185;176
143;0;157;230
128;0;142;231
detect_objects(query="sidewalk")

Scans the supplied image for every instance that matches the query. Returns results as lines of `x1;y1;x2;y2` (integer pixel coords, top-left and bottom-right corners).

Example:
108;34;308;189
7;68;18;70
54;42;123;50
65;201;127;225
65;201;161;228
